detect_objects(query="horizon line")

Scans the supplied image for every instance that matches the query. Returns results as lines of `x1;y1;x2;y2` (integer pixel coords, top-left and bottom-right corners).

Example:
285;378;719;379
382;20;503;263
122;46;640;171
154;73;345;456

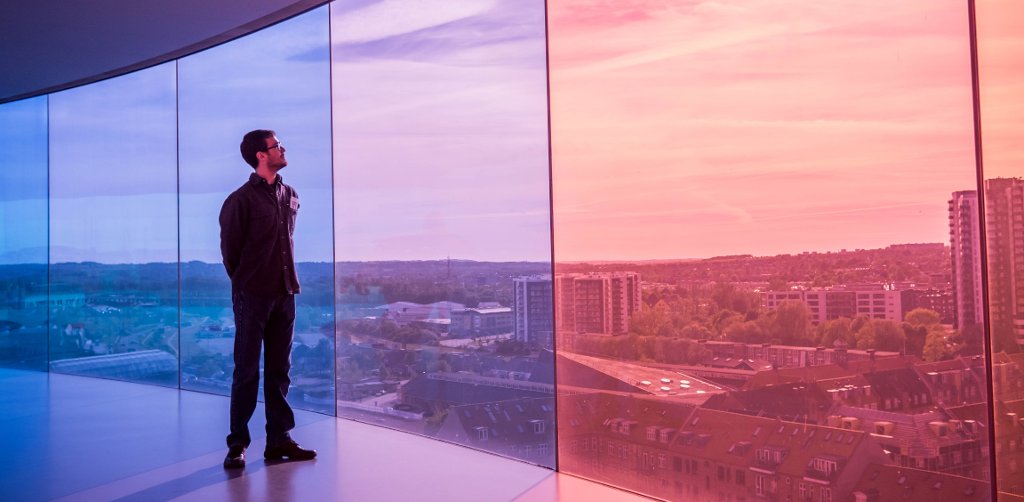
0;241;950;267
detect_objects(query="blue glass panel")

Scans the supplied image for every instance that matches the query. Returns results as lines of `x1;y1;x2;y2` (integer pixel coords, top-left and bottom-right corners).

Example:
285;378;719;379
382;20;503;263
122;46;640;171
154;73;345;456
48;63;178;386
177;6;334;414
330;0;554;466
0;96;49;371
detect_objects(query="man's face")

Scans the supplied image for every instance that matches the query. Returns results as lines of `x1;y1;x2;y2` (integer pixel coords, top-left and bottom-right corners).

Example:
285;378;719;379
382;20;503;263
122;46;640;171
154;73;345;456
261;135;287;170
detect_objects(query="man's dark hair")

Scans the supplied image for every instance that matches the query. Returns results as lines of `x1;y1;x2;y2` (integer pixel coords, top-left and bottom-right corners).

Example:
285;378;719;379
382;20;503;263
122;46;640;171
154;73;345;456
240;129;276;169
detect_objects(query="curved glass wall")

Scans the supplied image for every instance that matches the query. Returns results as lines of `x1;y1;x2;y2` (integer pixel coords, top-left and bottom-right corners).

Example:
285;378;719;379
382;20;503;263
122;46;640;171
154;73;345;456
976;1;1024;499
329;0;555;466
2;0;1023;497
48;62;179;387
0;96;48;371
178;5;334;414
549;0;994;498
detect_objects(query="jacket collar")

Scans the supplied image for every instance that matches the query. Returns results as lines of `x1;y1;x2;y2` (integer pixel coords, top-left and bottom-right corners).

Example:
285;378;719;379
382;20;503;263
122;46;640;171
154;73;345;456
248;171;282;187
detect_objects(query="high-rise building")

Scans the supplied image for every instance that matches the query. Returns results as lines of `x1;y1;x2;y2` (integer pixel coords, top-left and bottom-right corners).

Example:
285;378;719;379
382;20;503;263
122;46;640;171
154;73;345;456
900;288;955;324
555;272;641;335
764;288;905;324
949;190;985;333
512;275;553;349
983;178;1024;350
610;272;641;334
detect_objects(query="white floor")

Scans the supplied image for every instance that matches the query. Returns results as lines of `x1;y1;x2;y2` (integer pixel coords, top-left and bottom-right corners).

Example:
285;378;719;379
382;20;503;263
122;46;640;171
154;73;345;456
0;369;651;501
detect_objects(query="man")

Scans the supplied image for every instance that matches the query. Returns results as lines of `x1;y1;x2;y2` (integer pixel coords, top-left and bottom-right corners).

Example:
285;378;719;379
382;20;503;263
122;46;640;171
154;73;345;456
220;129;316;469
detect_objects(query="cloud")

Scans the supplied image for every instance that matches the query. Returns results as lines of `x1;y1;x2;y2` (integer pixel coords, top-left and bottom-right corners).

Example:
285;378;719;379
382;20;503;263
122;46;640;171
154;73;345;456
549;0;977;260
329;0;499;45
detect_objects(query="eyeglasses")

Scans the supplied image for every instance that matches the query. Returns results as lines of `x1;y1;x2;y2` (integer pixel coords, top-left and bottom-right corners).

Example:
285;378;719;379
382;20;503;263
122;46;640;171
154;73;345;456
263;143;284;152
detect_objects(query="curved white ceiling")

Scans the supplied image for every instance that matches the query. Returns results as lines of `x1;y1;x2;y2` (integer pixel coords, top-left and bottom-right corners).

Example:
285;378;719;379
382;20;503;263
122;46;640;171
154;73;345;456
0;0;328;103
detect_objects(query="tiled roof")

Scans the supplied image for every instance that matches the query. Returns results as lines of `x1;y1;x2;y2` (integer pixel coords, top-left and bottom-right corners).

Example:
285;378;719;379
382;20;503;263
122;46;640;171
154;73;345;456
862;367;932;405
440;396;555;446
558;392;697;438
914;358;971;373
743;356;917;390
816;374;872;388
813;374;879;408
950;399;1024;440
831;406;979;451
670;408;879;481
702;356;770;370
701;383;831;422
434;396;556;466
946;402;988;424
852;463;988;501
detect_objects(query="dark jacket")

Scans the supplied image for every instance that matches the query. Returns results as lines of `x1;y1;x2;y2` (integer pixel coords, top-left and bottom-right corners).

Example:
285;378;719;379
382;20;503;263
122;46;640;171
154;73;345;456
219;172;300;295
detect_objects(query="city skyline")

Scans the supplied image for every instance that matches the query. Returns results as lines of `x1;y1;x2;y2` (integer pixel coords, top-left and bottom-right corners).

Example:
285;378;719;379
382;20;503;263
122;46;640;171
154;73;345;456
7;235;970;266
11;175;1007;265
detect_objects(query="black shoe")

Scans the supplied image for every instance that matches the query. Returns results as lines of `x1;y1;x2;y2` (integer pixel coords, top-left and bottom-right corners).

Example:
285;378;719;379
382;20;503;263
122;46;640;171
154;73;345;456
223;446;246;469
264;440;317;461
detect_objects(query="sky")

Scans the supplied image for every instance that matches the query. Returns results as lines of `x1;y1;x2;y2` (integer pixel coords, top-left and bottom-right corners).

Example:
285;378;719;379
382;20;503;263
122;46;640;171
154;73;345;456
548;0;980;261
976;0;1024;179
0;96;48;264
30;8;335;265
13;1;552;265
177;6;333;264
5;0;1019;265
329;0;552;262
48;62;179;264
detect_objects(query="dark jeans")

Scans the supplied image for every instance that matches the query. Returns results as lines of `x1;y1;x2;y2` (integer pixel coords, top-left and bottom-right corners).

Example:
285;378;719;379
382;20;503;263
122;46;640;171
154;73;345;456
226;291;296;449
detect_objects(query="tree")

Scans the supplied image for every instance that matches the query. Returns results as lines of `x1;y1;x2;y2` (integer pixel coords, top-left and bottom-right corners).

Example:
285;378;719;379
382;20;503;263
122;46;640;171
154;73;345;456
678;322;711;340
630;301;671;337
854;322;876;350
817;318;854;348
904;308;940;327
767;300;812;345
711;283;760;315
922;329;953;362
901;323;928;358
872;320;907;353
855;319;906;352
656;323;678;338
725;320;767;343
710;309;743;338
710;283;737;311
902;309;941;358
767;277;789;291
